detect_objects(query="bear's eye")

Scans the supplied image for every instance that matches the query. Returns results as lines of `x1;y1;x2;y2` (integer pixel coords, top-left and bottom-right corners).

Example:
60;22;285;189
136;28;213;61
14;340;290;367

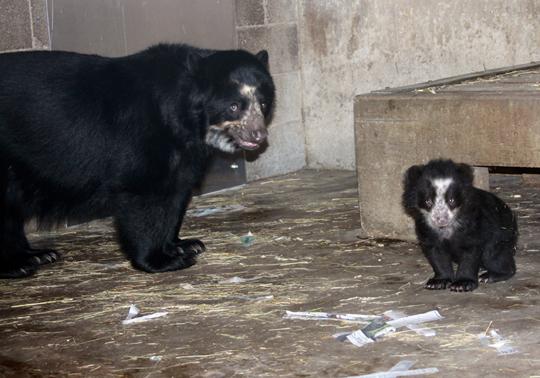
230;103;239;112
260;102;267;110
448;198;456;207
425;199;433;208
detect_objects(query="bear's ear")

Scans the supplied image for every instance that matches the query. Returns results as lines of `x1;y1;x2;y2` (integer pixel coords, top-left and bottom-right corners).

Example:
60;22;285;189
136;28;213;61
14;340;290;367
186;51;202;73
457;163;474;186
255;50;269;69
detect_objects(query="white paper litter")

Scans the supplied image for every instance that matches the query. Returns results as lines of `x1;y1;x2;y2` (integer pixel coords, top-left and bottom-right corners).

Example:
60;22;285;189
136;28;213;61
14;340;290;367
122;305;168;325
219;276;250;284
478;329;519;355
187;204;246;217
287;309;443;348
346;360;439;378
384;310;437;336
386;310;443;328
283;310;380;322
346;328;375;347
125;304;140;321
330;310;443;348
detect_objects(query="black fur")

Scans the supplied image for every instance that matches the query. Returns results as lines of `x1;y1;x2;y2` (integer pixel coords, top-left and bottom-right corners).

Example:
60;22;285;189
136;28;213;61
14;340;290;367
403;159;517;292
0;44;275;278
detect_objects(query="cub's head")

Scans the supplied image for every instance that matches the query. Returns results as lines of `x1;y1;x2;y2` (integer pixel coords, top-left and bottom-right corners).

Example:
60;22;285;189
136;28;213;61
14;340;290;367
403;159;474;233
200;49;275;153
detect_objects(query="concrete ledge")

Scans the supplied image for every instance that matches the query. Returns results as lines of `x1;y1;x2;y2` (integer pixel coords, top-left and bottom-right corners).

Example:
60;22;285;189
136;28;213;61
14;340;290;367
354;63;540;240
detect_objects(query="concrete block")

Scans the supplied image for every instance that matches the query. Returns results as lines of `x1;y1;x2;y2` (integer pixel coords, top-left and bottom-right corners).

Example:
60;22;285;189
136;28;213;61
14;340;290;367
235;0;264;27
355;64;540;240
0;0;32;51
473;167;490;191
267;0;297;24
521;174;540;185
237;24;299;74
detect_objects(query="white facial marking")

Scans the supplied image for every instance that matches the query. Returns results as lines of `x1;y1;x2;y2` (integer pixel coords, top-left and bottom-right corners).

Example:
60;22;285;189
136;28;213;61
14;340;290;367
240;84;262;115
240;84;256;97
422;178;460;238
433;178;452;199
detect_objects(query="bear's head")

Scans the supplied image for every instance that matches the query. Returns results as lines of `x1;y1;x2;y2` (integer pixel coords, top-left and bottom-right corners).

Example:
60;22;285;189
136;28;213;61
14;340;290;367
201;50;275;153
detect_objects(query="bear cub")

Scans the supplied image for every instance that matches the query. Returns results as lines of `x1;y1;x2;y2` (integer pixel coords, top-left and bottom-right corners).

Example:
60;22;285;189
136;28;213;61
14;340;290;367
402;159;517;292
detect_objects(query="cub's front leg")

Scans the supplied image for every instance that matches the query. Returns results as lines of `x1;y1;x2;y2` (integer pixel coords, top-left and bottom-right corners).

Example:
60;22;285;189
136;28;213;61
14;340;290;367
421;244;454;290
450;248;480;292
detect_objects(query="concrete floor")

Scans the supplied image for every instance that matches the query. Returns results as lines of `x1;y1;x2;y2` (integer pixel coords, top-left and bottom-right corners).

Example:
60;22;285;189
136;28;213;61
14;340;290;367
0;170;539;377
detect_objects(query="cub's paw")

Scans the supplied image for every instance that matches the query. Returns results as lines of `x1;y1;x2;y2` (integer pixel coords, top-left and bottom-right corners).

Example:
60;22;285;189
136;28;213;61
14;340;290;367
450;279;478;292
175;239;206;258
28;249;60;265
425;277;452;290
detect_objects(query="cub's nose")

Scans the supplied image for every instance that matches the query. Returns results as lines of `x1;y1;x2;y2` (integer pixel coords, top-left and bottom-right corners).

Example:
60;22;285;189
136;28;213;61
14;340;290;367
432;214;450;227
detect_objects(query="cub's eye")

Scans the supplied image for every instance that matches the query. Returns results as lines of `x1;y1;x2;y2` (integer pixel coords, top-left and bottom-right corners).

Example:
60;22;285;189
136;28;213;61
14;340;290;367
230;103;239;112
425;199;433;208
448;198;456;206
260;102;267;110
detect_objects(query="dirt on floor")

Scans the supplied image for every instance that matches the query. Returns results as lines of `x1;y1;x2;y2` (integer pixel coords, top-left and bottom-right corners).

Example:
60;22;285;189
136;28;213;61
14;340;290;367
0;170;539;377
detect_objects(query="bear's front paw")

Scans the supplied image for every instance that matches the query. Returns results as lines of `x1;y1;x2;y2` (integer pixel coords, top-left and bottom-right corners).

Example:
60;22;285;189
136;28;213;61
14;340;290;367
131;240;205;273
425;277;452;290
175;239;206;258
449;279;478;292
0;249;60;279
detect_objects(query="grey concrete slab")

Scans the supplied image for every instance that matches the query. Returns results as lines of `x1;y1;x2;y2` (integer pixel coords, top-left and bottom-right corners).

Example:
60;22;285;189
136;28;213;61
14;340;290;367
355;65;540;240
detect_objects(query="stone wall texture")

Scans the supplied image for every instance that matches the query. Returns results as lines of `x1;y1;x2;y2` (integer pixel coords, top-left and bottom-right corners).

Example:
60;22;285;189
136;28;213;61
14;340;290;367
298;0;540;170
235;0;306;181
0;0;50;52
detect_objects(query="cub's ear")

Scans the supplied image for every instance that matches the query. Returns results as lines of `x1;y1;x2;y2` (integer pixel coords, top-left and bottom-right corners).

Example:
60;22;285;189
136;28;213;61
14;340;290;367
255;50;269;69
402;164;424;214
403;164;424;191
456;163;474;186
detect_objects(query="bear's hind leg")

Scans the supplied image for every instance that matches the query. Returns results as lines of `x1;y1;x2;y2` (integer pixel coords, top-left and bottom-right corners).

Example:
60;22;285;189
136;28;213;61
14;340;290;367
479;241;516;284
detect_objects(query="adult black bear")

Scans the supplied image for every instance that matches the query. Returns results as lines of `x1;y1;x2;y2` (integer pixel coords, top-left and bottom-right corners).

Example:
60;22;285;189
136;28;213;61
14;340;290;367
0;44;275;278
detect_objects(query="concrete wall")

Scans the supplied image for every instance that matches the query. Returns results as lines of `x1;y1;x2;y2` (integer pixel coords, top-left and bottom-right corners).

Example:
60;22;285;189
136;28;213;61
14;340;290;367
4;1;540;179
0;0;49;52
48;0;235;55
297;0;540;170
235;0;306;181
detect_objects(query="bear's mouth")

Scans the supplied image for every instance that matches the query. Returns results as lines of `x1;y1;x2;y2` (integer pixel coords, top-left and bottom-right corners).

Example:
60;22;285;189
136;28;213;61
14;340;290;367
235;138;260;151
